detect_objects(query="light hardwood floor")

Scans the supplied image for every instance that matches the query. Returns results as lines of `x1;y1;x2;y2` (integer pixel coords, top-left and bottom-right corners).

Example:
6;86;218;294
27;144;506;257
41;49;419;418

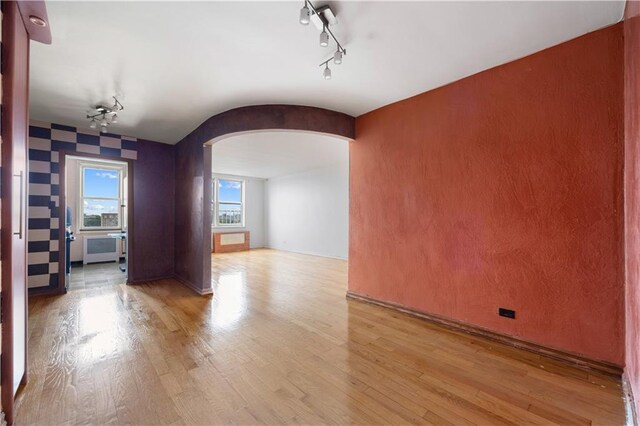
17;249;625;425
67;261;127;291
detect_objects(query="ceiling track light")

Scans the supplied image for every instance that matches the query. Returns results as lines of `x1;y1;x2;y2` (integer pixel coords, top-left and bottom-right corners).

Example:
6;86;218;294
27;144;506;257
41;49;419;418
333;49;342;65
323;63;332;80
299;1;310;25
86;96;124;133
319;25;329;47
298;0;348;79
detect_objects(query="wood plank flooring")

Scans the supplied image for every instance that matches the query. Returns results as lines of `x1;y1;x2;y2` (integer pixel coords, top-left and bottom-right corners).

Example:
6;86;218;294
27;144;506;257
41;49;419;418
17;249;625;425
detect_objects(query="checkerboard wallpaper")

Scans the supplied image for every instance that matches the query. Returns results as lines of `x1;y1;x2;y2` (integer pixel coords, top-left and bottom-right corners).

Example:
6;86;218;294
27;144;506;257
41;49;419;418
28;121;138;290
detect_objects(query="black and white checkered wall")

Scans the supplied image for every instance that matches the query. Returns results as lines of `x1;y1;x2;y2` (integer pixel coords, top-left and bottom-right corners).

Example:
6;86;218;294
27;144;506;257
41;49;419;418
28;120;138;290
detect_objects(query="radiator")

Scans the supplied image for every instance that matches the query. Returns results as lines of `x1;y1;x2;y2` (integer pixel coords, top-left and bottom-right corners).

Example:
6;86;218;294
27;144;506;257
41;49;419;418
213;231;250;253
83;236;118;265
220;233;245;245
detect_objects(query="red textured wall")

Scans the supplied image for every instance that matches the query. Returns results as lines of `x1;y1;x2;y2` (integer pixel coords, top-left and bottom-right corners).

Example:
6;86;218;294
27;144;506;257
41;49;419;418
350;24;625;364
625;0;640;411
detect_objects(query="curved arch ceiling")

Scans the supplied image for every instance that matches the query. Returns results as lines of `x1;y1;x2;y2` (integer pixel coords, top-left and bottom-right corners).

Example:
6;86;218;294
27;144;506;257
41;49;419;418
211;131;349;179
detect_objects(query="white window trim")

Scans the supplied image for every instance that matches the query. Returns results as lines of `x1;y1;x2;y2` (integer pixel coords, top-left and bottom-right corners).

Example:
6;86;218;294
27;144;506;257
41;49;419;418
212;176;245;228
78;161;126;232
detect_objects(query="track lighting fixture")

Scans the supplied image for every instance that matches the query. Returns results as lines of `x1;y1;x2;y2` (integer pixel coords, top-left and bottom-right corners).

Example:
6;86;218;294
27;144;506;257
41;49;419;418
86;96;124;132
299;2;310;25
333;50;342;65
297;1;348;79
323;64;332;80
319;26;329;47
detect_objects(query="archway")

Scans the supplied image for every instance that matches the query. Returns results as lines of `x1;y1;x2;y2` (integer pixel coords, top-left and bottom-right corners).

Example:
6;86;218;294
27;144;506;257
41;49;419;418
173;105;354;295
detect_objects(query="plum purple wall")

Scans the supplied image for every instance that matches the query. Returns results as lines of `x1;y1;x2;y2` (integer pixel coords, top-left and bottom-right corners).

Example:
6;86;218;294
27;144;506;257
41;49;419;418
174;131;209;294
130;138;176;282
350;24;625;365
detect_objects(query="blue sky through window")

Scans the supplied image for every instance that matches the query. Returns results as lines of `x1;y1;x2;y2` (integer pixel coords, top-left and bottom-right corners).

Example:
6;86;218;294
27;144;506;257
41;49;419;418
84;168;120;198
218;179;241;204
83;167;121;219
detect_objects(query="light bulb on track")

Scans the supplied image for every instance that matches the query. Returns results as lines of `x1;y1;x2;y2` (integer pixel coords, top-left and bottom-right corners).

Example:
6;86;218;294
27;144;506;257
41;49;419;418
333;50;342;65
299;2;310;25
323;64;331;80
319;26;329;47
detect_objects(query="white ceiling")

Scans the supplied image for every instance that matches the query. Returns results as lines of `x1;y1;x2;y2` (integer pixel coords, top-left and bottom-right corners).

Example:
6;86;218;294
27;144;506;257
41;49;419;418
29;1;624;144
211;131;348;178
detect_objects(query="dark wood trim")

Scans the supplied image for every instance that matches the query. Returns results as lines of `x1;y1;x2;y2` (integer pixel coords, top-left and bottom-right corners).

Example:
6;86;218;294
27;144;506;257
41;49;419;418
54;151;135;295
624;373;638;426
127;274;174;285
173;274;213;296
346;291;623;377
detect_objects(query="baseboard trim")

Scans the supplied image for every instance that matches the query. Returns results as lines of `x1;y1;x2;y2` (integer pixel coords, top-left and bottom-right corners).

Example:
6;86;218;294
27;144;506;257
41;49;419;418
127;274;174;285
346;291;623;377
173;274;213;296
624;373;638;426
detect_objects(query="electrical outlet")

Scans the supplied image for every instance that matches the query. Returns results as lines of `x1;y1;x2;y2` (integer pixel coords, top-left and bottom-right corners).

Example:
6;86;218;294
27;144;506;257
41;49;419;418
498;308;516;319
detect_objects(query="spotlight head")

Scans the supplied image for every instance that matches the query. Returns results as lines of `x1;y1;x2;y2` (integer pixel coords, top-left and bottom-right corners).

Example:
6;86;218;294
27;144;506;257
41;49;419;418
89;120;97;129
334;50;342;65
100;125;107;133
323;64;332;80
320;27;329;47
100;117;108;126
299;3;310;25
111;114;118;124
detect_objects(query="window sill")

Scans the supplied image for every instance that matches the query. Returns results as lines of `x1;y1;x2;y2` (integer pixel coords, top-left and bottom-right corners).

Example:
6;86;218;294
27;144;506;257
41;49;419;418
212;225;246;230
77;228;123;234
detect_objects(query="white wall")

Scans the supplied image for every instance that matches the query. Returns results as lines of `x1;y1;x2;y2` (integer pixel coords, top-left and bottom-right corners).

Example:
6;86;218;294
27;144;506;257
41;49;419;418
212;174;265;248
265;161;349;259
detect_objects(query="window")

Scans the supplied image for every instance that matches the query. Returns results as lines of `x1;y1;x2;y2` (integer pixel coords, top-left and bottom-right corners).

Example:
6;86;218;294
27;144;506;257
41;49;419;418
213;177;244;227
79;162;125;230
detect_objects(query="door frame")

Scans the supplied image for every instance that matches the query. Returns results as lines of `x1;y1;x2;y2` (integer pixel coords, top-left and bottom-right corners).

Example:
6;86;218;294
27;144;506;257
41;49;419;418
1;2;29;422
57;151;135;293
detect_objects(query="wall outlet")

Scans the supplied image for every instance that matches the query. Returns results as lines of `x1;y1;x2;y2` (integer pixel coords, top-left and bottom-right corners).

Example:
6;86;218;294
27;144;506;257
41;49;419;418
498;308;516;319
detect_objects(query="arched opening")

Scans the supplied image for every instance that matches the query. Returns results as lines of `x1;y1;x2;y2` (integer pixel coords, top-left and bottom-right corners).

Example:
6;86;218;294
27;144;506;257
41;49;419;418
206;130;350;319
173;105;354;295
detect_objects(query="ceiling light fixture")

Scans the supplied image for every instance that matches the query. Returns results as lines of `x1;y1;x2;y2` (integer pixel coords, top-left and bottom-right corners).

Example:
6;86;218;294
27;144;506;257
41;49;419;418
298;1;347;79
299;2;310;25
333;50;342;65
323;63;332;80
86;96;124;133
29;15;47;27
319;25;329;47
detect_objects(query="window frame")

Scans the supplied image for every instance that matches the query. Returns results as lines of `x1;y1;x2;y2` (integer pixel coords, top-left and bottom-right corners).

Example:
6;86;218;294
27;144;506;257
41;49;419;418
212;176;245;228
78;161;126;231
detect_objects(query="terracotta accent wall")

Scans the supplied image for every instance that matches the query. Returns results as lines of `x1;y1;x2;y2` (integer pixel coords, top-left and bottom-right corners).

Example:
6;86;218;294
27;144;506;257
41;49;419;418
350;24;625;364
625;0;640;413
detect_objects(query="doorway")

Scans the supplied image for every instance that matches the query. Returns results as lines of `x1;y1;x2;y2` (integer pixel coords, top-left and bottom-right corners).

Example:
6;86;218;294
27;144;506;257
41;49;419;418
61;155;131;291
